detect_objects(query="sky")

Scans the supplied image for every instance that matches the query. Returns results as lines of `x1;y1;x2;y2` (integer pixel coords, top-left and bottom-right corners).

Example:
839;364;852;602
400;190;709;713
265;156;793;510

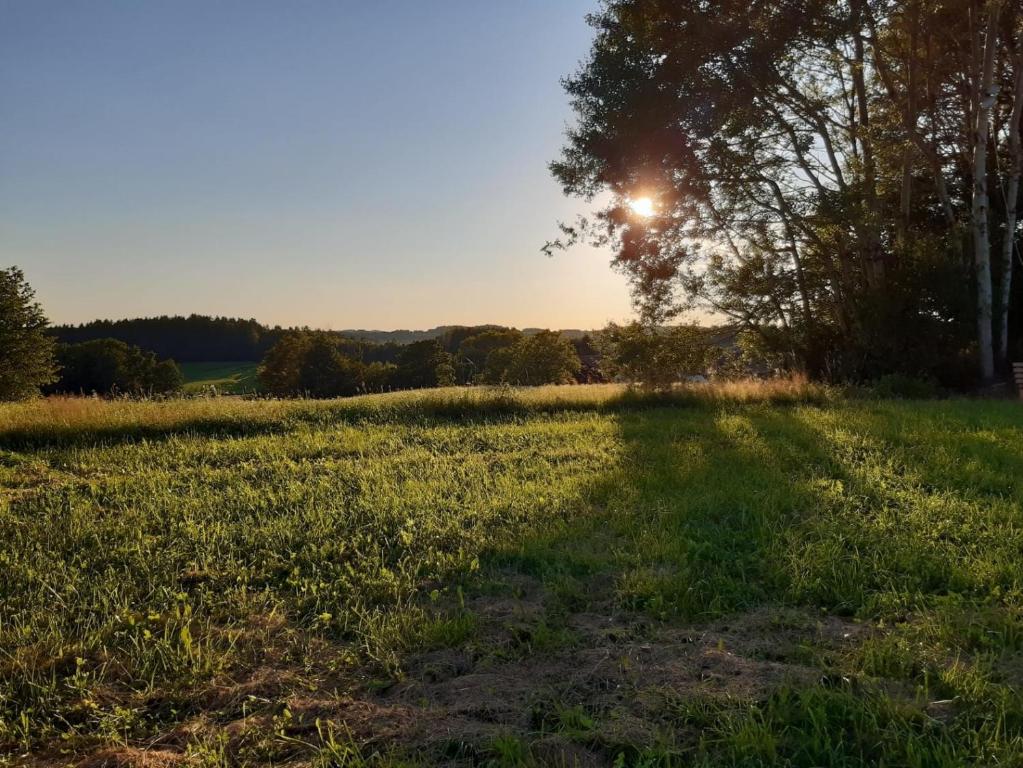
0;0;635;330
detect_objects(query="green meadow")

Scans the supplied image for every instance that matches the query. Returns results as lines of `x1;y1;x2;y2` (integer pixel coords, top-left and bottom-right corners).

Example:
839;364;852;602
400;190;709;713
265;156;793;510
179;362;261;395
2;385;1022;766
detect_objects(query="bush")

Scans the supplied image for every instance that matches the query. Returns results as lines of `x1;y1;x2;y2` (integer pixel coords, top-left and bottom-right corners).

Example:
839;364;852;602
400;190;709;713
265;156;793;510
867;374;941;400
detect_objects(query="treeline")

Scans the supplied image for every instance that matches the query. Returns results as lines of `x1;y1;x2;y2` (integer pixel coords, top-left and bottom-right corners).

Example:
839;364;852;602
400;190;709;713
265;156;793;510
0;268;186;399
257;328;590;397
51;316;284;362
4;265;771;402
48;316;599;368
40;311;605;399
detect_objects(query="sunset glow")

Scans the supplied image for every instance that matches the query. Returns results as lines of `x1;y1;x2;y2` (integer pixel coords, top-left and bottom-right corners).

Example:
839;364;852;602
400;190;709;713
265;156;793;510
628;196;655;218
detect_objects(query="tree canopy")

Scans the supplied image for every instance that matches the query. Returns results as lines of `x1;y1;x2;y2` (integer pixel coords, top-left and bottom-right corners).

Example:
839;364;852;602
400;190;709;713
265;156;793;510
0;267;58;401
552;0;1023;386
51;339;183;396
483;331;583;386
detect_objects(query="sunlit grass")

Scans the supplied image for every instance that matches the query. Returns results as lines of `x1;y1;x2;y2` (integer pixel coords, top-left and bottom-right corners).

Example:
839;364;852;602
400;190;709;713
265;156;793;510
0;379;833;444
179;361;260;394
1;383;1021;764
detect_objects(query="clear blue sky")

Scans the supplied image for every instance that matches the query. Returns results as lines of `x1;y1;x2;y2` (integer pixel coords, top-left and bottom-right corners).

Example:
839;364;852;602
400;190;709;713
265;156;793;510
0;0;632;330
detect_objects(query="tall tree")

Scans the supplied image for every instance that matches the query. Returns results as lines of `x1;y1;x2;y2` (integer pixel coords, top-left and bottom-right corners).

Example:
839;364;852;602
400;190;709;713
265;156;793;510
971;0;1003;381
0;267;58;400
552;0;1023;384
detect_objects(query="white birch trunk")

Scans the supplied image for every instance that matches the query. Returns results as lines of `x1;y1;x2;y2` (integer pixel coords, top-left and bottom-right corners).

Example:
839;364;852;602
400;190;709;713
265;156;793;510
972;1;1001;381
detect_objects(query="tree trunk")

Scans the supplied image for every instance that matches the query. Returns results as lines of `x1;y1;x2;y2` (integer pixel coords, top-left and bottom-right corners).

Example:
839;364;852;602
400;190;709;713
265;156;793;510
972;0;1001;382
1000;43;1023;370
851;0;884;287
899;2;920;244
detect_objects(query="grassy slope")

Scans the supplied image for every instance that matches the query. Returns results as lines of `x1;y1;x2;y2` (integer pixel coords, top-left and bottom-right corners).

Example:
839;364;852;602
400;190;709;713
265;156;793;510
179;361;260;394
1;385;1022;766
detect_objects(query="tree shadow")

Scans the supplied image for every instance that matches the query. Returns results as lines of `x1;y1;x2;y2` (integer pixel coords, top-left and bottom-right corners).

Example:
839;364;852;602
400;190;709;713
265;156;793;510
488;400;1023;622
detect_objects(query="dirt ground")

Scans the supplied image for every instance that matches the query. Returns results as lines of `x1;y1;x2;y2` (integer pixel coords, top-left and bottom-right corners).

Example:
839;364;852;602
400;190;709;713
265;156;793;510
22;574;876;767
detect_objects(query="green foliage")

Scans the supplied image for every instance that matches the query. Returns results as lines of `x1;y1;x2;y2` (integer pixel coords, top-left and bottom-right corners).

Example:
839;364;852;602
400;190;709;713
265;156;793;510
550;0;1017;384
51;338;182;396
0;267;57;401
259;331;311;395
52;314;277;363
299;333;366;397
598;322;708;388
259;332;384;397
395;340;455;389
457;329;524;382
364;361;399;392
867;374;942;401
482;330;581;385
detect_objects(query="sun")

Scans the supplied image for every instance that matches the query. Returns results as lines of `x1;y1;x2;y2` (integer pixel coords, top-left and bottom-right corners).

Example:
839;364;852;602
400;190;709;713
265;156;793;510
628;196;655;218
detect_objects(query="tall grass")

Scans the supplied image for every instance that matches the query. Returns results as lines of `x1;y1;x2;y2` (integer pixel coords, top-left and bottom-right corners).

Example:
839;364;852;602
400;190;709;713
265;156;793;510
0;379;834;447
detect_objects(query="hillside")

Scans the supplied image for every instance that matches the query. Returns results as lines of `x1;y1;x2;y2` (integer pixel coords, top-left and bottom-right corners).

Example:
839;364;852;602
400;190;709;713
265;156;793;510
179;361;261;394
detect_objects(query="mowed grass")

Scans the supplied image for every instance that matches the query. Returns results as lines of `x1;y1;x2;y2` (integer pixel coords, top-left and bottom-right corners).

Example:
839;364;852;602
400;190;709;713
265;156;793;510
1;384;1022;766
179;362;260;395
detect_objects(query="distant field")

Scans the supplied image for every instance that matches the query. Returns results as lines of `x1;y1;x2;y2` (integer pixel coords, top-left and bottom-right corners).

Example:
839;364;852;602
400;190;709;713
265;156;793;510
179;361;260;394
2;384;1022;765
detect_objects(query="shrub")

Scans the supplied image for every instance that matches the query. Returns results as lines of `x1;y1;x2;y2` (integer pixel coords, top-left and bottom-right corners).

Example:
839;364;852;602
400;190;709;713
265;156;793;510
867;374;941;400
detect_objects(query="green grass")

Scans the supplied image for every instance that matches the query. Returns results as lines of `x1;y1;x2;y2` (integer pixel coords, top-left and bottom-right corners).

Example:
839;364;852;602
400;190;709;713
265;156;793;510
179;361;260;394
1;384;1022;766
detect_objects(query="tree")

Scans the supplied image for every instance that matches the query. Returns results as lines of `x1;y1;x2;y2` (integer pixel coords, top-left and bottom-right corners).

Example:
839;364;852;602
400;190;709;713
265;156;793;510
258;332;312;395
258;332;367;397
0;267;58;400
457;329;523;382
484;331;582;385
364;361;398;392
999;24;1023;369
970;0;1003;381
152;359;185;393
551;0;1023;385
297;333;364;397
598;323;708;389
395;340;454;389
52;339;183;395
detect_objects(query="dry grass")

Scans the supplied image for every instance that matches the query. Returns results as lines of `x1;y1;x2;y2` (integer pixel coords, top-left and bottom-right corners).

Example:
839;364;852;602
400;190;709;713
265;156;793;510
0;379;833;447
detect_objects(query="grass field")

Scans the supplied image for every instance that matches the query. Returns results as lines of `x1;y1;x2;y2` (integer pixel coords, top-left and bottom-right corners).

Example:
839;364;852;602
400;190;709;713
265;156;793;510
2;384;1022;766
179;362;260;395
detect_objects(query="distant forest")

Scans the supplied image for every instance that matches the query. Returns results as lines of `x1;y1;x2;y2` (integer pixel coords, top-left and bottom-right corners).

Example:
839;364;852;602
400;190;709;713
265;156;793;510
49;315;595;363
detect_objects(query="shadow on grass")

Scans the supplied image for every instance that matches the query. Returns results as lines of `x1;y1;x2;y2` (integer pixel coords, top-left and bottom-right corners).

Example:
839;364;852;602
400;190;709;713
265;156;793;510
493;401;1023;621
475;401;1023;765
